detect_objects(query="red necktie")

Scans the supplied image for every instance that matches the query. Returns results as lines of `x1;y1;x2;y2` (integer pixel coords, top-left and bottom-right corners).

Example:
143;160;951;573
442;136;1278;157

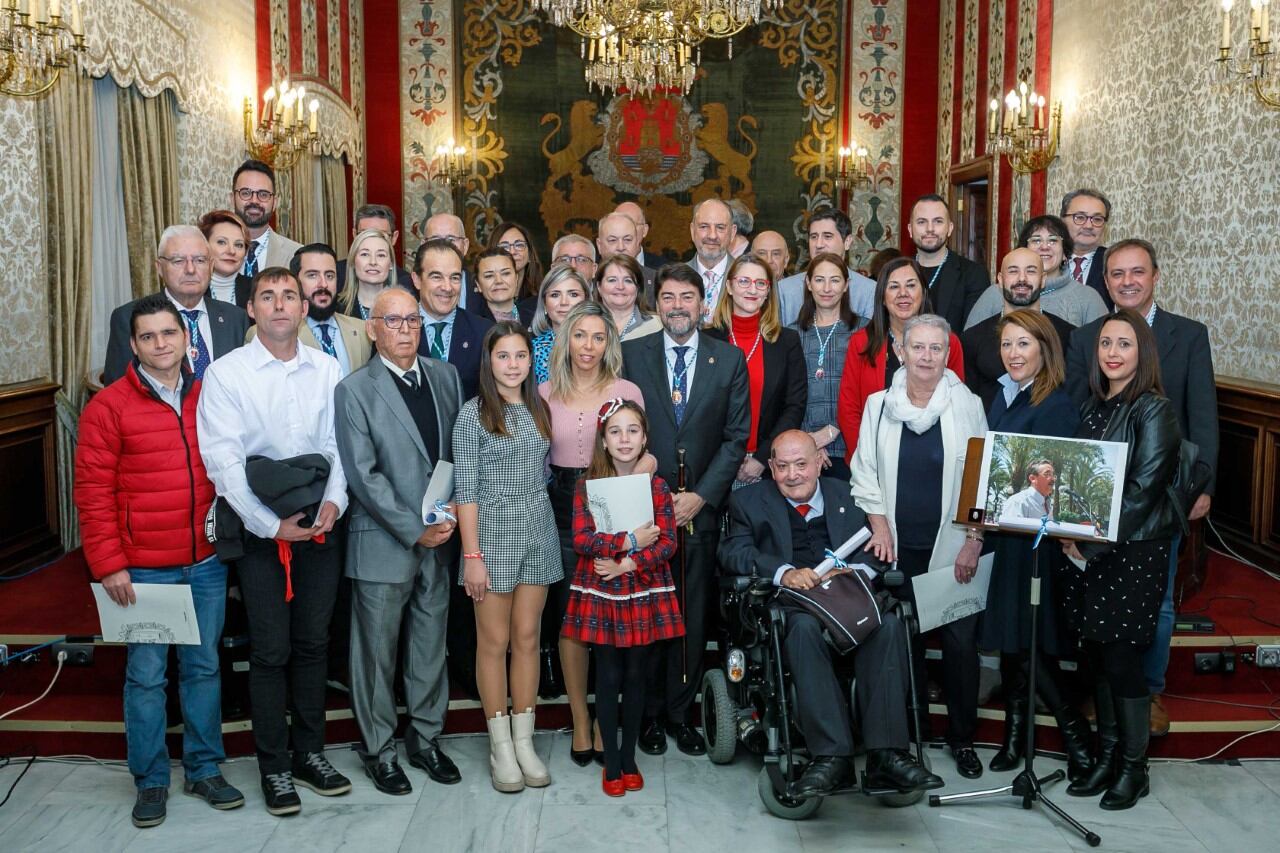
1071;256;1085;283
795;503;811;518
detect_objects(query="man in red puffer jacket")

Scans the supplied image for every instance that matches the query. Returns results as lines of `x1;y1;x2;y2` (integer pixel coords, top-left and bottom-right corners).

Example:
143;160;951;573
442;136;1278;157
75;293;243;829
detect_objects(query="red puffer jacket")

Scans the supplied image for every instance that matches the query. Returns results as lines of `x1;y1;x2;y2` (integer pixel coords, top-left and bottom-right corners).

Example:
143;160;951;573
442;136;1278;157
74;363;216;579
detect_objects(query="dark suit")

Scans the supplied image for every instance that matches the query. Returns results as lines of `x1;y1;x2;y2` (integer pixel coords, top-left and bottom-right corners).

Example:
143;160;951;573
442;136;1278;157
1065;308;1218;494
718;478;909;755
703;326;808;466
923;252;990;332
1078;246;1112;310
622;331;750;723
418;307;493;402
233;274;254;311
104;293;251;385
335;355;464;763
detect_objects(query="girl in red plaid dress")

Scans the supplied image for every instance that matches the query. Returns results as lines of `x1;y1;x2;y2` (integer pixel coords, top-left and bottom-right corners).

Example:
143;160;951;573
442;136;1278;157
563;399;684;796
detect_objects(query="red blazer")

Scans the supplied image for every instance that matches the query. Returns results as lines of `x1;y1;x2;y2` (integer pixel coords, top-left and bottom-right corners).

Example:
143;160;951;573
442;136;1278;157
74;363;216;579
836;328;966;461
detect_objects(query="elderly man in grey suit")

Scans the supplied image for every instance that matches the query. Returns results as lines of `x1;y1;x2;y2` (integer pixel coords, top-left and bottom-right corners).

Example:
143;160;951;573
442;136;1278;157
335;287;465;796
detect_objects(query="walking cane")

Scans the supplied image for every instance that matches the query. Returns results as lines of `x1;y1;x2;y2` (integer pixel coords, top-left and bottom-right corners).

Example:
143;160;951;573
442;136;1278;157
677;448;690;684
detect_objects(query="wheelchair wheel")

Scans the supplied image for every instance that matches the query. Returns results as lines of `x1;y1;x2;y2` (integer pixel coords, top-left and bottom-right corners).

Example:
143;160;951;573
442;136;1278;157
877;749;932;808
701;669;738;765
757;766;823;820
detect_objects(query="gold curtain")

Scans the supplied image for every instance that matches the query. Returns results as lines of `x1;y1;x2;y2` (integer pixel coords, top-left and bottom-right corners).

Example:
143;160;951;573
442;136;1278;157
37;71;95;548
116;85;179;299
321;155;349;256
290;154;318;244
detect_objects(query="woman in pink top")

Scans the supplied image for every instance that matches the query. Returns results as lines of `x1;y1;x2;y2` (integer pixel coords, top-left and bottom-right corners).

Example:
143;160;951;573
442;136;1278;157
538;301;650;766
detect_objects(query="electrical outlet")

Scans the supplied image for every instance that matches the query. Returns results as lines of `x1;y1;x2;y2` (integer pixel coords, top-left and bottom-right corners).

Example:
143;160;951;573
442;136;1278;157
1257;645;1280;668
52;642;95;666
1194;651;1235;674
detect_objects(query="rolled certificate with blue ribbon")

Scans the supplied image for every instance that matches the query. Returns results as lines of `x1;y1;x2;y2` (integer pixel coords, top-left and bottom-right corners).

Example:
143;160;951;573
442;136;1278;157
814;527;872;576
424;500;457;526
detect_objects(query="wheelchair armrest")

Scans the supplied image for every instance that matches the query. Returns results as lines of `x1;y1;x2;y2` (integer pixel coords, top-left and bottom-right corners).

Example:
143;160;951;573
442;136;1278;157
719;574;775;596
880;569;906;589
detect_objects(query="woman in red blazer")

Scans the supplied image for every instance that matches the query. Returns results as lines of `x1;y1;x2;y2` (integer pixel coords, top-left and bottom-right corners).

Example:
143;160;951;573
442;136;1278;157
837;256;965;460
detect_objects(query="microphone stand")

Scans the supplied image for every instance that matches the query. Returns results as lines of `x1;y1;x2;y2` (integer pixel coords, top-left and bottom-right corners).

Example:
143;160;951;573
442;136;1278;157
928;519;1101;848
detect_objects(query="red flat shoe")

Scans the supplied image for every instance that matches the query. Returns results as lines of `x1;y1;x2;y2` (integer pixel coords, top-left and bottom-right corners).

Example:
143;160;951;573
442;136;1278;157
621;771;644;792
602;771;625;797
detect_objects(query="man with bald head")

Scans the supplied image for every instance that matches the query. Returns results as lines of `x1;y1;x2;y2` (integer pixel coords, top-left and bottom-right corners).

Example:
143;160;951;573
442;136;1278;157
751;230;791;282
423;212;474;310
960;247;1076;407
614;201;661;270
335;287;466;796
598;211;657;301
719;430;942;799
688;198;737;320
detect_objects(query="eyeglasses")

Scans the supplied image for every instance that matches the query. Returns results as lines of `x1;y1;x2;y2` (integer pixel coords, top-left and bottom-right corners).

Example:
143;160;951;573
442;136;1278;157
1026;236;1063;248
160;255;211;268
1068;212;1108;227
235;188;276;203
555;254;593;267
732;276;771;291
435;234;465;246
372;314;424;330
498;240;528;253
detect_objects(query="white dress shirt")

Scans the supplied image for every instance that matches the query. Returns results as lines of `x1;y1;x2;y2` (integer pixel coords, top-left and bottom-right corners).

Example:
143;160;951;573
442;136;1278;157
137;366;182;415
693;255;730;320
1070;252;1095;284
165;291;213;372
197;335;348;539
663;330;700;397
1001;485;1052;522
306;316;351;376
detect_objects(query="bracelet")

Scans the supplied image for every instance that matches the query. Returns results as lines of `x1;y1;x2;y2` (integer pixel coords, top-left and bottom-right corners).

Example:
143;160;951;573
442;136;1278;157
463;551;484;560
965;529;983;542
627;532;639;553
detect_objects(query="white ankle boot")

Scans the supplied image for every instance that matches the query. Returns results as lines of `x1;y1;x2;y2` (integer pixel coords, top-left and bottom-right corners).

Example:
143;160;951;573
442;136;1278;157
511;708;551;787
487;712;525;793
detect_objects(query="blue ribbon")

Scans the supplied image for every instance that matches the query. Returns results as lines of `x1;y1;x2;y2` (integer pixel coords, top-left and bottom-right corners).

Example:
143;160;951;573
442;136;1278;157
823;548;848;569
1032;513;1049;550
425;500;457;526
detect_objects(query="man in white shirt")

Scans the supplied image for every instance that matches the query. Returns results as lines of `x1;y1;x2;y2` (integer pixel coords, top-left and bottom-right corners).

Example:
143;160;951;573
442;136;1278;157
233;159;302;275
688;198;737;322
1001;460;1056;522
776;208;875;328
197;268;351;817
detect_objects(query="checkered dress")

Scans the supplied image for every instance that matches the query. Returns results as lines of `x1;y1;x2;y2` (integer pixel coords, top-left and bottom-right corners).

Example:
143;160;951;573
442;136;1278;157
792;320;853;462
561;475;686;648
452;398;562;593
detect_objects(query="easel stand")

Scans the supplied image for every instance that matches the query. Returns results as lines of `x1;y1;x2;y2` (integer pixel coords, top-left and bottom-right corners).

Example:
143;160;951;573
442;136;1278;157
928;538;1101;848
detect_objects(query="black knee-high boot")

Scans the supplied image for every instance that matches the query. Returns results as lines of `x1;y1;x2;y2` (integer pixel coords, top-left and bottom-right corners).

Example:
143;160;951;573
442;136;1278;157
1032;657;1091;782
1067;680;1117;796
1101;695;1151;809
989;658;1028;772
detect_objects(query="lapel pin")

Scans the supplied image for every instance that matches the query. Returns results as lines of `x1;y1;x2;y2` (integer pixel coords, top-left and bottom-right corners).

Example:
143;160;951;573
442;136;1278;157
462;341;469;349
838;507;845;513
217;316;224;323
708;356;715;364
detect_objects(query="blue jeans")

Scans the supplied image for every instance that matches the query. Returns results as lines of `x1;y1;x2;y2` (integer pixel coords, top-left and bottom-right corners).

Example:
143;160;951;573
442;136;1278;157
124;555;227;790
1142;534;1182;694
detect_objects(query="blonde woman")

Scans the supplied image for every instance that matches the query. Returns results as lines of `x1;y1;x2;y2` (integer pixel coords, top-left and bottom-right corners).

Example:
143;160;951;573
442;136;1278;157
339;228;398;320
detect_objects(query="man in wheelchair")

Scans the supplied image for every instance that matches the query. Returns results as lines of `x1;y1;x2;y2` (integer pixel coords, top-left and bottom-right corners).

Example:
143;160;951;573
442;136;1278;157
718;431;943;799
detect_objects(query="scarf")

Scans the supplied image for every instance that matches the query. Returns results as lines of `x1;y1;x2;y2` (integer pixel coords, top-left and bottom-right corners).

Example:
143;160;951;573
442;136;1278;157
882;367;959;434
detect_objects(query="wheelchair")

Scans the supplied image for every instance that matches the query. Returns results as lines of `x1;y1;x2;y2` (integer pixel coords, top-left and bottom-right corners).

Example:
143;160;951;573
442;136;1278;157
700;570;933;820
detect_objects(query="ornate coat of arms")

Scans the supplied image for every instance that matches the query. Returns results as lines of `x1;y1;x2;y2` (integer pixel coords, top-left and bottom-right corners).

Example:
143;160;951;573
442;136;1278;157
587;91;708;195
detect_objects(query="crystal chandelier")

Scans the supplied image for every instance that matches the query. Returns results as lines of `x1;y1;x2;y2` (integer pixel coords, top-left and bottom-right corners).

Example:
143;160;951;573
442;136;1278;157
1214;0;1278;109
0;0;87;98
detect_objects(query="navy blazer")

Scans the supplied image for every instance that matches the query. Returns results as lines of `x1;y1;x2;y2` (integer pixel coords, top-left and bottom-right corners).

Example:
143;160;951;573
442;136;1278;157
104;293;251;386
1082;246;1112;310
418;307;493;402
988;385;1080;438
1065;308;1218;494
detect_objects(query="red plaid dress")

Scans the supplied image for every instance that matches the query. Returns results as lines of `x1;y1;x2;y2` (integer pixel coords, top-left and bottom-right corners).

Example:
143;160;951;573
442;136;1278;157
561;474;686;648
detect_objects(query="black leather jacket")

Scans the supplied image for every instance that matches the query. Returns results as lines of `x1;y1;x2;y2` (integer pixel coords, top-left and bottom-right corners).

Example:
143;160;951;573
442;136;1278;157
1078;391;1182;559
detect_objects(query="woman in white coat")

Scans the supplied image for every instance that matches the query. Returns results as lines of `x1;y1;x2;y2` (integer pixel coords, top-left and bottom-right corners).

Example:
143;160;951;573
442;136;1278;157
849;313;988;780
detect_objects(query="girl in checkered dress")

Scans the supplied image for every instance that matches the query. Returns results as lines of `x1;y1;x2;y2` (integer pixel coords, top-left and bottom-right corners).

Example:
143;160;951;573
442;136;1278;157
562;399;684;795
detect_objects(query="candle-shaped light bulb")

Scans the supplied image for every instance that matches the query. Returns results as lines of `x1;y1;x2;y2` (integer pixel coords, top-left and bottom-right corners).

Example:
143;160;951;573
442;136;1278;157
309;100;318;134
71;0;80;33
1223;0;1234;49
1263;0;1271;42
50;0;60;20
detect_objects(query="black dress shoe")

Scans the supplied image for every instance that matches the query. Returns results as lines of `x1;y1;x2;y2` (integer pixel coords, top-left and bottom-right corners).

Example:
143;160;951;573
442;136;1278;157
364;760;412;796
952;746;983;779
638;718;667;755
667;722;706;756
409;742;462;785
788;756;855;799
864;749;945;792
570;745;595;767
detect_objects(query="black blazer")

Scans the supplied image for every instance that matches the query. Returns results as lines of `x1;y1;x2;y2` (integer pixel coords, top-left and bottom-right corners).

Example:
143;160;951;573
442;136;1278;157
417;307;493;402
928;252;990;332
961;310;1075;410
104;293;251;386
719;477;877;577
621;332;750;533
1077;391;1182;558
1083;246;1112;310
233;274;254;311
703;326;808;465
470;295;536;328
1065;309;1218;494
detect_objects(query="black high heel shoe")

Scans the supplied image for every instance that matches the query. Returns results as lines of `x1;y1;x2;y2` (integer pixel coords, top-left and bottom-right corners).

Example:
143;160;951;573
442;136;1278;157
570;745;594;767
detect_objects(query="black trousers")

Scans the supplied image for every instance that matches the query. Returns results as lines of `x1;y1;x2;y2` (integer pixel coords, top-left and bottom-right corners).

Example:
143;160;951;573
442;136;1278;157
898;547;979;748
784;610;911;756
645;529;716;724
237;534;342;774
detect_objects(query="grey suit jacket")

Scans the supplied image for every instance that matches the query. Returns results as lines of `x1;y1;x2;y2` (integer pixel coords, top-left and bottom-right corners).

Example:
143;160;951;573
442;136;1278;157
103;292;251;385
335;355;465;583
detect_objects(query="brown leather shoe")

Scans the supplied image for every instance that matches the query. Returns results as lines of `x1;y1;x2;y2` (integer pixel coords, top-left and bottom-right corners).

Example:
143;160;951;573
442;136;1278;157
1149;694;1170;737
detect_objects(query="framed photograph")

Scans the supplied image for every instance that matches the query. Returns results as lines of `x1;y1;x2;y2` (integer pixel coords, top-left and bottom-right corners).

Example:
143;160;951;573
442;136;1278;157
975;432;1128;542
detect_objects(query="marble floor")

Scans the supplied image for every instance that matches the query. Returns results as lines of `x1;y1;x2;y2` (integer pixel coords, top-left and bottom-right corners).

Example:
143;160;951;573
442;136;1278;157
1;736;1277;853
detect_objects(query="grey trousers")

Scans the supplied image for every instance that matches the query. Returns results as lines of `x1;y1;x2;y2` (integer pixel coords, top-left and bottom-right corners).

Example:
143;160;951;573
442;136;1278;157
349;563;451;763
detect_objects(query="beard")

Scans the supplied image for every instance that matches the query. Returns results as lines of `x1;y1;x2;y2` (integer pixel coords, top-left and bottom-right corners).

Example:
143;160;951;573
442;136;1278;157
238;203;271;229
1002;282;1044;307
913;233;947;254
307;291;338;322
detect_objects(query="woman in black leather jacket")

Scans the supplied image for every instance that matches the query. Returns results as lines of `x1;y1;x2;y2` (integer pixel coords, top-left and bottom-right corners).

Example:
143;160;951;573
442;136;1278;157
1061;309;1181;811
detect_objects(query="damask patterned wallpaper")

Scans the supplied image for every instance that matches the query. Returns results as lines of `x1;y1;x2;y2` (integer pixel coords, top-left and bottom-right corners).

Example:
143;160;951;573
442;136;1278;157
1048;0;1280;383
0;0;257;386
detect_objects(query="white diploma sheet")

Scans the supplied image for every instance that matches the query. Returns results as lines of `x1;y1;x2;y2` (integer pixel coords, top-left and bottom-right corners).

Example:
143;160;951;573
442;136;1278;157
421;461;456;524
92;583;202;645
585;473;654;534
911;552;995;633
